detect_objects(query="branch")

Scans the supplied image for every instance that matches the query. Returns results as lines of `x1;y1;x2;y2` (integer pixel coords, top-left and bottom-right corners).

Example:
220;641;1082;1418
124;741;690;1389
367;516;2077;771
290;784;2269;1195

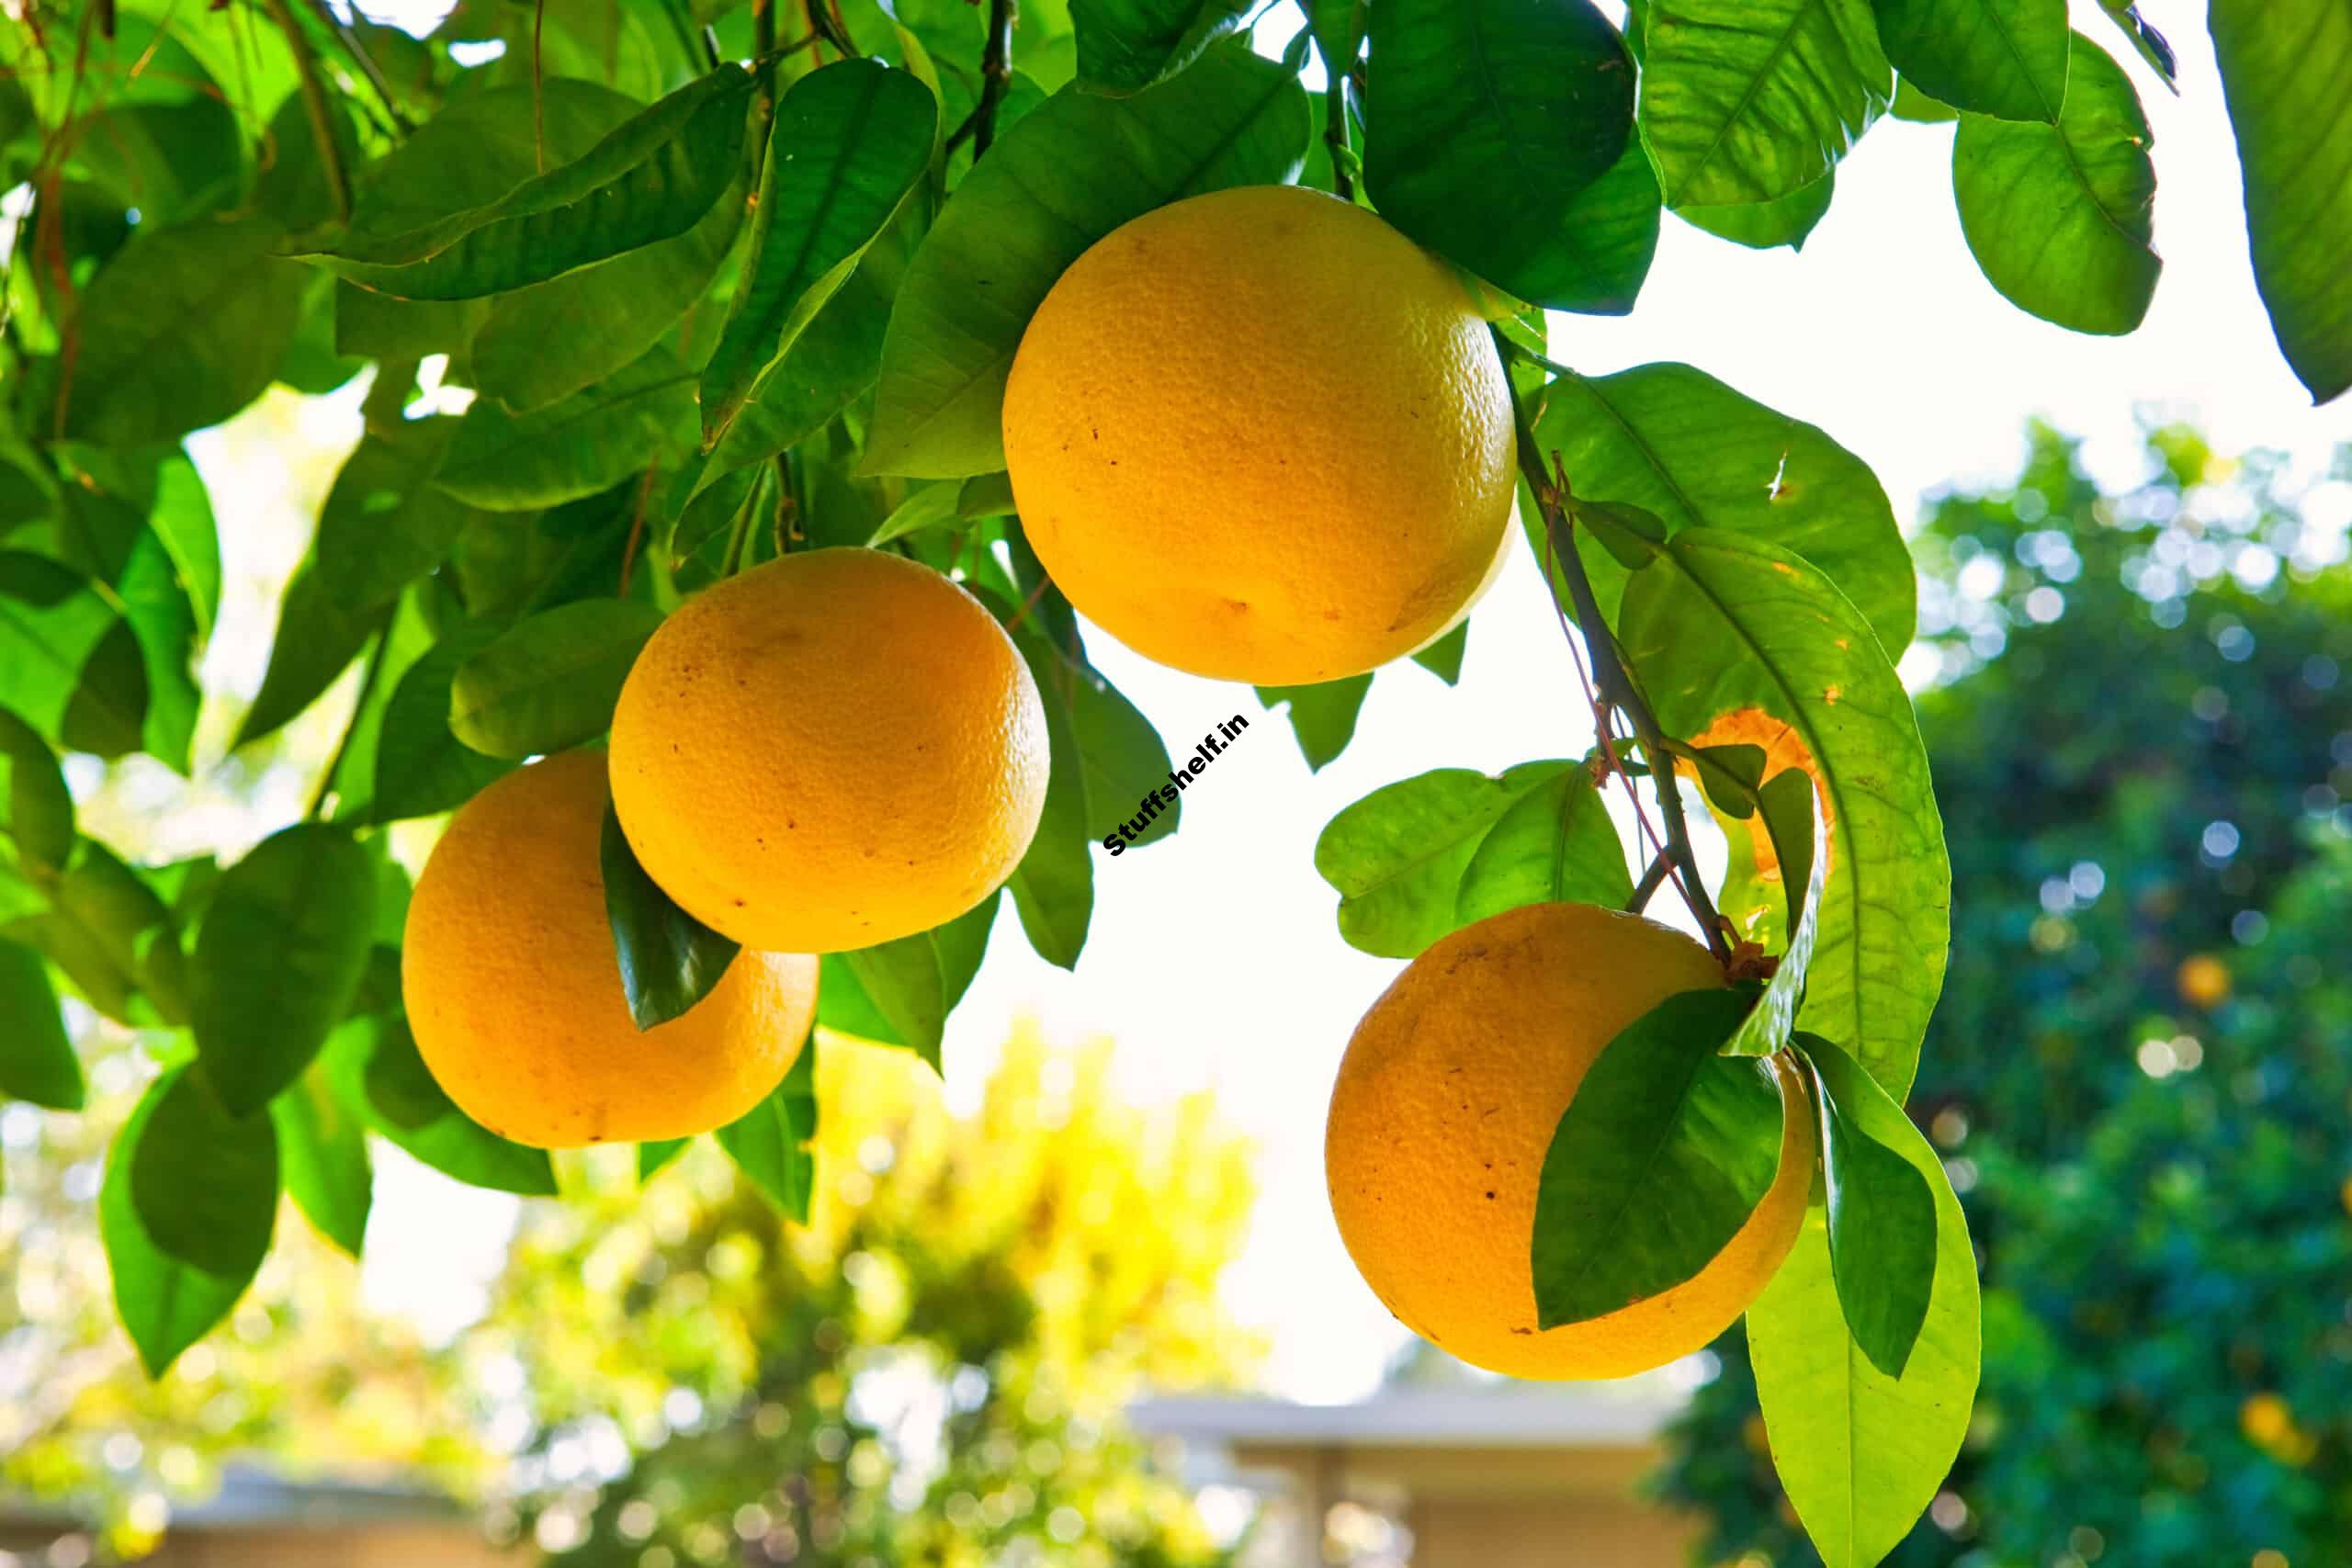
305;628;392;822
973;0;1014;158
1499;333;1731;963
266;0;350;223
306;0;413;136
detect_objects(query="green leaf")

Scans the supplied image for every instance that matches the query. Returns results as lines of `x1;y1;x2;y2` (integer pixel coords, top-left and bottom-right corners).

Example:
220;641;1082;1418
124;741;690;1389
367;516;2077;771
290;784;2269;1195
1749;1103;1978;1566
333;282;488;363
1256;673;1373;773
312;66;752;299
713;1043;819;1221
320;1015;559;1196
2211;0;2352;404
104;1066;277;1379
1408;621;1469;685
867;481;968;547
473;177;745;414
1454;765;1634;926
62;217;304;446
1641;0;1891;207
270;1062;373;1258
1003;650;1093;971
1071;0;1253;90
366;622;515;824
1316;762;1577;958
450;601;666;761
0;553;136;747
1678;168;1836;251
865;35;1309;478
6;840;189;1028
1890;75;1960;121
2098;0;2177;91
701;61;937;453
254;89;361;233
821;892;1000;1071
1532;988;1785;1328
1870;0;2066;121
73;98;244;224
238;421;482;747
0;707;74;877
314;595;438;826
1952;34;2158;337
131;1068;277;1277
436;345;700;512
1796;1032;1938;1380
601;802;741;1032
190;824;379;1116
1532;364;1916;652
0;938;80;1109
638;1138;689;1180
1305;0;1368;67
1612;530;1947;1101
1363;0;1638;310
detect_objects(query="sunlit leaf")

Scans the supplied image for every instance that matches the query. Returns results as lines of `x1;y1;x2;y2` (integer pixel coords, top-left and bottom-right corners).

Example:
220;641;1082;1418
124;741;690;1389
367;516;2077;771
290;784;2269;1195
451;601;666;761
602;803;741;1032
1871;0;2066;122
0;937;80;1110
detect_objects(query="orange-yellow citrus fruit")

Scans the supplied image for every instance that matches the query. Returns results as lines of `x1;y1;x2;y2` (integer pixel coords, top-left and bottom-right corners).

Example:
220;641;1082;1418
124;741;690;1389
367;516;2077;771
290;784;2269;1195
1001;184;1517;685
401;750;818;1148
1326;902;1816;1381
610;547;1048;953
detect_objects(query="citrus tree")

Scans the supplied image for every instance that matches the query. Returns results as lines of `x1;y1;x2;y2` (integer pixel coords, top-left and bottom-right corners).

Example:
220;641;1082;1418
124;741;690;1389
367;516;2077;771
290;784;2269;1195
0;5;2344;1567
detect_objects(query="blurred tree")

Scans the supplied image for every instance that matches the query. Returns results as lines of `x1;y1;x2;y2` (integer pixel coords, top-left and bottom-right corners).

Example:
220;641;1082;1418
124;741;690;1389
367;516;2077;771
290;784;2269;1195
1659;423;2352;1566
0;1023;1258;1565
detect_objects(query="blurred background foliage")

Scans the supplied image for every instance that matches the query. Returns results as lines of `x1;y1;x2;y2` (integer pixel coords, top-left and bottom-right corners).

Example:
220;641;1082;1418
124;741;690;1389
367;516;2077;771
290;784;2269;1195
1659;421;2352;1567
1;1023;1258;1565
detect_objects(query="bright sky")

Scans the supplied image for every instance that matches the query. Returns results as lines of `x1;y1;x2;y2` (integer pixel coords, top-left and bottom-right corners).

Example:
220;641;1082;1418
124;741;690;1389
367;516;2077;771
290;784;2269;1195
202;2;2349;1406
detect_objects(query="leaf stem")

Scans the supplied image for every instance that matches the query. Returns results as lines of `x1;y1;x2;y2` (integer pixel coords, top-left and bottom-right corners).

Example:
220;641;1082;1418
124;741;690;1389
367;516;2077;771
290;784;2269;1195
973;0;1014;159
265;0;350;225
1498;330;1731;962
1322;63;1354;200
305;627;391;823
305;0;413;136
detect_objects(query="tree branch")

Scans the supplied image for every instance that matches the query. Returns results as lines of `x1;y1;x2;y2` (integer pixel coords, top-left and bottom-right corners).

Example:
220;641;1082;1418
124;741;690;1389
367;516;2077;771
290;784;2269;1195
305;628;391;823
973;0;1014;159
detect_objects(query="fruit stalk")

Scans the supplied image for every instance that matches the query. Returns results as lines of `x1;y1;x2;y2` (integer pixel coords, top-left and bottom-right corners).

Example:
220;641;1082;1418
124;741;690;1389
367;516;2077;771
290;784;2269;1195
1504;360;1731;963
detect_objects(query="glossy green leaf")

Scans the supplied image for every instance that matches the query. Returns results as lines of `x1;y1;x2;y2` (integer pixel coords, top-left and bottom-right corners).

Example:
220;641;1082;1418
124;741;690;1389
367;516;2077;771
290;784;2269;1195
1871;0;2066;121
314;594;439;827
104;1066;276;1378
1003;634;1094;971
865;36;1309;477
602;803;741;1031
1532;988;1785;1327
238;422;481;747
190;824;379;1116
1409;621;1469;685
62;218;304;447
1613;530;1948;1100
702;62;937;453
0;553;127;744
1304;0;1368;67
1749;1107;1978;1566
437;346;699;512
713;1040;819;1221
0;938;80;1109
450;601;666;761
1256;674;1374;773
1798;1032;1939;1380
1532;364;1916;652
1071;0;1253;90
1454;765;1634;926
2098;0;2177;91
820;892;1000;1072
1679;168;1836;251
367;622;514;824
0;708;74;877
1953;34;2158;336
333;283;488;363
1316;762;1576;958
2211;0;2352;404
1363;0;1636;310
639;1138;689;1180
254;90;361;234
314;66;752;299
868;482;967;546
320;1015;559;1196
73;98;244;224
1890;75;1959;121
474;179;745;414
270;1063;373;1258
1641;0;1891;207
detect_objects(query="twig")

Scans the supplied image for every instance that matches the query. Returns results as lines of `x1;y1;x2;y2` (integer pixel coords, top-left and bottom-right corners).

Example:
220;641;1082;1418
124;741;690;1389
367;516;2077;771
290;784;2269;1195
1500;330;1731;963
266;0;353;223
770;451;799;557
1321;58;1353;201
306;0;413;135
305;630;391;822
531;0;548;173
619;463;661;596
1627;852;1671;913
973;0;1014;158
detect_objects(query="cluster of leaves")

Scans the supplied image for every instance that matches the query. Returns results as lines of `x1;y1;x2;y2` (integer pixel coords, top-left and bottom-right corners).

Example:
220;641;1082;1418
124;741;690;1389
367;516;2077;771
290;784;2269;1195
0;2;2344;1563
1661;424;2352;1565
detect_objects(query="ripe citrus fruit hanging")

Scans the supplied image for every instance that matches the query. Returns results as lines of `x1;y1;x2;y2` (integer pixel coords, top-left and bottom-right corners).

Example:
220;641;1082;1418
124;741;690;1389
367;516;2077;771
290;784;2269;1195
1001;184;1518;685
401;750;818;1148
610;547;1048;953
1325;902;1816;1381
